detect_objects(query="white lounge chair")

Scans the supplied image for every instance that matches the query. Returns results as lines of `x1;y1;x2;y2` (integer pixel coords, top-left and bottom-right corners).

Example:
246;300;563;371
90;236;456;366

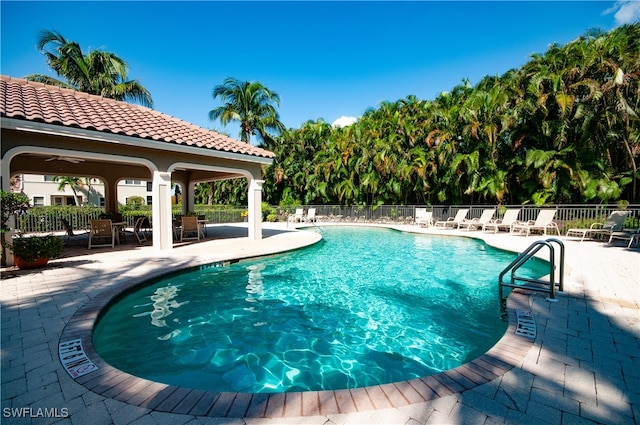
434;209;469;229
511;209;559;236
415;208;433;227
303;208;317;223
482;209;521;233
565;210;629;242
458;209;495;231
288;208;304;224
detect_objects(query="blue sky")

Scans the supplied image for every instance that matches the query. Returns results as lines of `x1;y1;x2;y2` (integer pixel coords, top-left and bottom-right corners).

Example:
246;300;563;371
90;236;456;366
2;1;639;139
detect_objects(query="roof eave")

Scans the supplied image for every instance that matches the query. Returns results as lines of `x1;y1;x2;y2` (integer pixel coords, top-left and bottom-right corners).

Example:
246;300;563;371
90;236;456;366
1;117;274;165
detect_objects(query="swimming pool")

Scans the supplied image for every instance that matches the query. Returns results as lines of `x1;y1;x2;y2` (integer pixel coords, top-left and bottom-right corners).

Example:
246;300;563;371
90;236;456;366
93;226;547;393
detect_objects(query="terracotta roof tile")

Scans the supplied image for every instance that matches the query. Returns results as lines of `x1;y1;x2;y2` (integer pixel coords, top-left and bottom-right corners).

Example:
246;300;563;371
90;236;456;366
0;75;275;159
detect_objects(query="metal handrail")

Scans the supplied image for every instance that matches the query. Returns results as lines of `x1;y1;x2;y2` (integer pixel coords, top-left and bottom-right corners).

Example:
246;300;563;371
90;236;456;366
499;238;565;302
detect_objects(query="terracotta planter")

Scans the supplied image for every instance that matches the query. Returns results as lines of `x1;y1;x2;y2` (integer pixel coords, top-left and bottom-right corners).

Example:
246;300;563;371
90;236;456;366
14;256;50;270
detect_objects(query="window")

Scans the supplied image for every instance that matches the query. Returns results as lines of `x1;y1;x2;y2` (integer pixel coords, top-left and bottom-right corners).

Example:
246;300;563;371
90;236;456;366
99;197;105;207
146;181;152;192
124;180;142;185
33;196;44;206
44;175;55;182
146;196;153;206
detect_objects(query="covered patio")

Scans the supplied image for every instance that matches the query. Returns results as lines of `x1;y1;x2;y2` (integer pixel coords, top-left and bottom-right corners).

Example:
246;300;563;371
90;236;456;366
0;76;274;264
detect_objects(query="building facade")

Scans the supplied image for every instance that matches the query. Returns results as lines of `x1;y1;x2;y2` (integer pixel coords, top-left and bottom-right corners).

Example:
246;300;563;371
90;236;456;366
16;174;152;207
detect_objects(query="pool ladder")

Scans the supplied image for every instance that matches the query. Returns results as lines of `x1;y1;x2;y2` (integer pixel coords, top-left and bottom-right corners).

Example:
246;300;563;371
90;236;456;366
499;238;565;303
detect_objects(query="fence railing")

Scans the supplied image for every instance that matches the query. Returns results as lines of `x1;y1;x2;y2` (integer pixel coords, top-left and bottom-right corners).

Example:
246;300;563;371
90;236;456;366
277;204;640;233
15;206;247;234
14;204;640;234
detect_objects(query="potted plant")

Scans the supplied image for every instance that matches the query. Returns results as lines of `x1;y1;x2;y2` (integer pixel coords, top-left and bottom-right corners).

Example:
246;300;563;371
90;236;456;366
1;190;31;267
10;235;64;269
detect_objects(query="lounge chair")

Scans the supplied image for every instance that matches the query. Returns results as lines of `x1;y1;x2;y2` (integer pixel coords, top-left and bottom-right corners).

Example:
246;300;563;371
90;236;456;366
288;208;304;224
180;216;202;241
434;209;469;229
511;209;559;236
482;209;521;233
458;209;495;231
565;210;629;242
303;208;317;223
88;219;115;249
608;229;640;248
415;208;433;227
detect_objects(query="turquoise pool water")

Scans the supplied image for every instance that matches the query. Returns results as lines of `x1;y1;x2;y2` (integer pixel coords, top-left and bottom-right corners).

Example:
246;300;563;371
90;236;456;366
93;227;546;393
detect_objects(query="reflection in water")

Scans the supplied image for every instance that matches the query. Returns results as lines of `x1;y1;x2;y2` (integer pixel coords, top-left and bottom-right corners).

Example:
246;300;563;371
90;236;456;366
245;264;266;303
141;285;189;328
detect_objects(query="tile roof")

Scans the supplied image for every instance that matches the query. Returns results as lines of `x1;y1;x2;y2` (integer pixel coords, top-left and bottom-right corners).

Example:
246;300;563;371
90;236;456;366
0;75;275;159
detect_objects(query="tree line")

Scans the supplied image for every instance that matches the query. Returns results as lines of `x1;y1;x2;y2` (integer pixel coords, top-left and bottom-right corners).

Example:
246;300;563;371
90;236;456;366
254;24;639;207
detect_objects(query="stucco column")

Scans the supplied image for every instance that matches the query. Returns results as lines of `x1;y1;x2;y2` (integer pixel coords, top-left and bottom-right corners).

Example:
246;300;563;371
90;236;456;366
187;182;196;214
247;179;264;240
103;178;118;216
152;171;173;251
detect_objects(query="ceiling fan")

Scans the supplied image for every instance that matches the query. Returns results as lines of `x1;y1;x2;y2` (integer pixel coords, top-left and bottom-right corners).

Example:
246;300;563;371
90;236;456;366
44;156;85;164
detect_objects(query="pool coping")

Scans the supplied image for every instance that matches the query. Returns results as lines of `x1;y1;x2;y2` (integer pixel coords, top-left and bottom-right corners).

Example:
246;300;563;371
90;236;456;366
58;229;537;418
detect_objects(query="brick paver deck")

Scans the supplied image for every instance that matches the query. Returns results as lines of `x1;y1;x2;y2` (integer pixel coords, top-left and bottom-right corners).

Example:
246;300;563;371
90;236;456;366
1;223;638;424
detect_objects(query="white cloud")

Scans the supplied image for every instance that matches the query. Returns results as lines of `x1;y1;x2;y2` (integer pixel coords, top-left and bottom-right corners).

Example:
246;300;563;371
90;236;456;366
605;0;640;25
332;116;358;128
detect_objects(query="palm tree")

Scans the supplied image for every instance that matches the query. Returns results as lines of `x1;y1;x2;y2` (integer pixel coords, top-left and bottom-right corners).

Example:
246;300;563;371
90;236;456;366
25;30;153;107
209;77;286;145
52;176;83;206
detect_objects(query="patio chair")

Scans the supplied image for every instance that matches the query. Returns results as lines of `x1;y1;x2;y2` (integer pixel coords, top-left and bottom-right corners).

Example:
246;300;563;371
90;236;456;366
180;216;202;241
88;219;115;249
133;217;148;244
565;210;629;242
434;209;469;229
482;209;521;233
458;209;495;231
198;215;207;236
511;209;559;236
61;218;85;245
415;208;433;227
303;208;317;223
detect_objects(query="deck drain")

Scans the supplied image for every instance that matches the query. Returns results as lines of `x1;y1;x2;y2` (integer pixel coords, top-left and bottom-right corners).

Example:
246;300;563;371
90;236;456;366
59;339;99;378
515;310;536;339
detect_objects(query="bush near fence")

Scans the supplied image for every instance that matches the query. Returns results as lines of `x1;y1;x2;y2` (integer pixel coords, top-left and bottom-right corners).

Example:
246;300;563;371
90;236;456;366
16;205;247;233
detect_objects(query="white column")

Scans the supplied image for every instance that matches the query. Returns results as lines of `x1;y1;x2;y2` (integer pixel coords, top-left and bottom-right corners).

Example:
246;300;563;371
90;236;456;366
152;171;173;251
247;179;264;240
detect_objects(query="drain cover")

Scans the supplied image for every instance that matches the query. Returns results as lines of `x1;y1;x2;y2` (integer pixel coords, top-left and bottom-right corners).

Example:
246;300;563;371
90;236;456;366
515;310;536;339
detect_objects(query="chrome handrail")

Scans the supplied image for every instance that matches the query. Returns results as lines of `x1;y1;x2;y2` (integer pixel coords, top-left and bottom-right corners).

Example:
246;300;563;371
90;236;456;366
499;238;565;302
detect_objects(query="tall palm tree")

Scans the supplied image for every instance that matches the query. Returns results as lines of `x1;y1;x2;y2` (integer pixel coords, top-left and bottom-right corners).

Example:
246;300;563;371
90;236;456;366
25;30;153;107
209;77;286;144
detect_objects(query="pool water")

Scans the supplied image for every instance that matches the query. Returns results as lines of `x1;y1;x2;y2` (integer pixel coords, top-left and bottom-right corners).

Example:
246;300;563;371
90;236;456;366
93;227;547;393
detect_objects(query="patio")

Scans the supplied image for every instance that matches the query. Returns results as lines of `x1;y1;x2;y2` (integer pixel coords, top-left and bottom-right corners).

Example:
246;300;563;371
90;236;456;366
1;223;638;424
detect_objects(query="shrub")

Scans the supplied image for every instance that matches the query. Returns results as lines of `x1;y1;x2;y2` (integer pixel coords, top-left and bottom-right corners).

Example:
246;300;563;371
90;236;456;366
10;235;64;263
